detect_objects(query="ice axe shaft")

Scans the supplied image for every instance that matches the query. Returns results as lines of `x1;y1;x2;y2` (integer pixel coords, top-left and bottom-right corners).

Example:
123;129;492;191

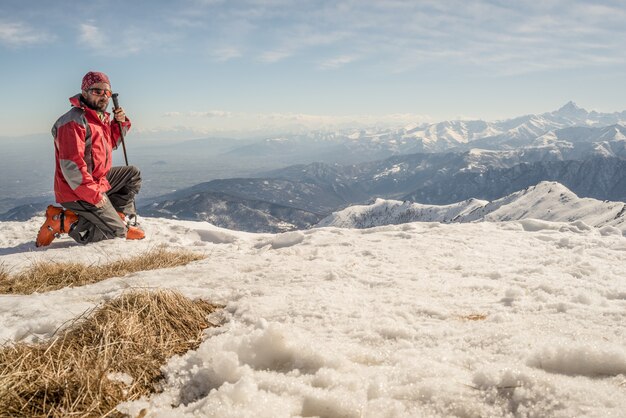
111;93;129;166
111;92;137;224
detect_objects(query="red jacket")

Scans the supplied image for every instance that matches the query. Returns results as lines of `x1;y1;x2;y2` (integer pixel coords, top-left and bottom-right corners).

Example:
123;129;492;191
52;95;131;205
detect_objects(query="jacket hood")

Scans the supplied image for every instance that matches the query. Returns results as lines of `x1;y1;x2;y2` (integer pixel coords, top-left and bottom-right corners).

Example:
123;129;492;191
69;94;83;109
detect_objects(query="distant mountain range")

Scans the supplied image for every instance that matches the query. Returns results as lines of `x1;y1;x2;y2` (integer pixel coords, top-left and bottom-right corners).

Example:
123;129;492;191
133;152;626;233
222;102;626;162
318;181;626;235
133;101;626;233
412;102;626;153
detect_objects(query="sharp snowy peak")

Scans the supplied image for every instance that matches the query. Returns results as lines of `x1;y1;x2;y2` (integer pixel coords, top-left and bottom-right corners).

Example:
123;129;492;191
558;100;587;115
318;181;626;235
467;182;626;228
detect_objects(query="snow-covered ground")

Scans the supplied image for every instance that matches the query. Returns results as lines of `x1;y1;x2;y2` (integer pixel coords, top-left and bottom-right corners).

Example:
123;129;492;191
1;216;625;417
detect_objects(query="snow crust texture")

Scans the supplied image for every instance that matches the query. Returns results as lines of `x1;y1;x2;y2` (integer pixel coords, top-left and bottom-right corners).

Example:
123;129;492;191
1;216;625;417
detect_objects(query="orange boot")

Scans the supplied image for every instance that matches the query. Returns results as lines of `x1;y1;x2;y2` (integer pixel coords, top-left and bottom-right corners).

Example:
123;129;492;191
117;211;145;240
126;225;145;240
35;205;79;247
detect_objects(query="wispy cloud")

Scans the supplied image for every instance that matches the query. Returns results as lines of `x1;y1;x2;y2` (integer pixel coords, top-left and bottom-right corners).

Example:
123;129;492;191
78;21;176;57
322;0;626;76
259;50;292;63
0;21;52;47
318;55;357;70
158;109;433;136
257;27;349;64
170;0;626;75
79;23;106;51
9;0;624;75
162;110;233;118
189;110;233;118
211;47;242;62
253;111;432;127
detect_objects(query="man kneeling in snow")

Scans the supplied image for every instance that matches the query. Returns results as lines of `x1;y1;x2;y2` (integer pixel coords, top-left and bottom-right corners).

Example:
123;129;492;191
36;71;144;246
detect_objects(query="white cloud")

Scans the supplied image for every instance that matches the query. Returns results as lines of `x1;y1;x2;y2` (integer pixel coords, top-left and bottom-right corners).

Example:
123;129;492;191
71;0;626;73
318;55;357;70
306;2;626;74
189;110;233;118
163;110;233;118
253;112;432;128
0;21;51;46
79;22;175;57
259;49;292;63
211;47;242;62
79;23;105;51
356;0;626;76
156;109;433;137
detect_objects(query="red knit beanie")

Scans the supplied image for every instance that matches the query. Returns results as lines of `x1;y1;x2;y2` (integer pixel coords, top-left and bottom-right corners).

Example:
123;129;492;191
81;71;110;91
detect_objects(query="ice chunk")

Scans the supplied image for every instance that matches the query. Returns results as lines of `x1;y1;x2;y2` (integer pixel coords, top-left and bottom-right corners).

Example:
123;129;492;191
527;344;626;376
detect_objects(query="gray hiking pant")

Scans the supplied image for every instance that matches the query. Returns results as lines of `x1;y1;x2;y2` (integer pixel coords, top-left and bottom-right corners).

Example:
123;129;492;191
62;165;142;245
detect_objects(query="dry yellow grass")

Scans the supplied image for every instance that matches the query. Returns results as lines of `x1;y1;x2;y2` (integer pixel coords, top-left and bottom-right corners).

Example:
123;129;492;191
0;265;9;283
0;246;205;295
458;313;488;321
0;290;222;417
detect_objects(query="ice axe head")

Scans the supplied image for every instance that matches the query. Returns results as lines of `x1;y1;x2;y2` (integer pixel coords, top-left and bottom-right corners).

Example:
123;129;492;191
111;93;120;110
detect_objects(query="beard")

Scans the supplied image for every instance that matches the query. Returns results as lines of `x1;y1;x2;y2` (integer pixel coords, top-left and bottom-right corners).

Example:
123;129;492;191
83;94;109;112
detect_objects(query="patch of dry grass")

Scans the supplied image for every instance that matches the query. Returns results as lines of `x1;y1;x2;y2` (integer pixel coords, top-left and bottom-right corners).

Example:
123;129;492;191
0;247;205;294
0;264;9;283
458;313;488;321
0;290;222;417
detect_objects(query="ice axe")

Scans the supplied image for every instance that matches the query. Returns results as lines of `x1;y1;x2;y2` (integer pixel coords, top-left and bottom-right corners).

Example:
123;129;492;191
111;93;129;166
111;93;138;224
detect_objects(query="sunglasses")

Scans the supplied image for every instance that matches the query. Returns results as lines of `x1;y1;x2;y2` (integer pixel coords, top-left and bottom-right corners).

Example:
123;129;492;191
88;88;112;97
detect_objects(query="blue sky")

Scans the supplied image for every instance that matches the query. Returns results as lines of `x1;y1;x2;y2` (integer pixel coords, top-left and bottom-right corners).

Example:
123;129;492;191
1;0;626;138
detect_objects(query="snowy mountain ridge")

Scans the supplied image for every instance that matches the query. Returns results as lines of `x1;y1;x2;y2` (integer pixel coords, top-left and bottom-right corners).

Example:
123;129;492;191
318;181;626;235
415;101;625;142
339;102;626;154
221;102;626;162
